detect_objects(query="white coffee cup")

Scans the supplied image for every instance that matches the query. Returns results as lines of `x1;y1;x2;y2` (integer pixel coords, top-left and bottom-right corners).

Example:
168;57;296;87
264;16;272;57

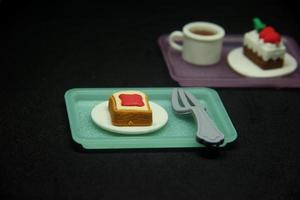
169;22;225;65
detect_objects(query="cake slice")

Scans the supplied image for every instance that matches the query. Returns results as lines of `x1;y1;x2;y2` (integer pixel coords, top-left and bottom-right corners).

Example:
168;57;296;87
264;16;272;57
243;18;286;69
108;90;152;126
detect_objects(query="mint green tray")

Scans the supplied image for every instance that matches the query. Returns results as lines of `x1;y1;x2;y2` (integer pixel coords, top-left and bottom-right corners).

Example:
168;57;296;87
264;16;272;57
64;88;237;149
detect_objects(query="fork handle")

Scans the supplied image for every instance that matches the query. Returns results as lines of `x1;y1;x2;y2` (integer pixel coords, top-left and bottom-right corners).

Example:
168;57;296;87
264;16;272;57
191;106;224;146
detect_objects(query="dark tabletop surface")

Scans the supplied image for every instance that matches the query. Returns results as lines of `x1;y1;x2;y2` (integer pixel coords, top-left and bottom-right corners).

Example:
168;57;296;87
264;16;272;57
1;0;300;199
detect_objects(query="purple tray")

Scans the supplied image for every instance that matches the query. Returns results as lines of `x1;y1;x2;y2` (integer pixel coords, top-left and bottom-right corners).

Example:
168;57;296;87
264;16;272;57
158;34;300;88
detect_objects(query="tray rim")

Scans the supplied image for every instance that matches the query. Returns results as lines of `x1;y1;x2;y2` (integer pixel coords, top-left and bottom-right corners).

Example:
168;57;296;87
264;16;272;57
158;34;300;88
64;87;238;149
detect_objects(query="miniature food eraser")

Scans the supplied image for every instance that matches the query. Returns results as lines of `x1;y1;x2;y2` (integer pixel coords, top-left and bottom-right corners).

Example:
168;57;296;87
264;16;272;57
108;90;152;126
244;18;285;69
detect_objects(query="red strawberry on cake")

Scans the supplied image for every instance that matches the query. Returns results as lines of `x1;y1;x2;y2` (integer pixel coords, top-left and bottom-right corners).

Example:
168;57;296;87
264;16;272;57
243;18;286;69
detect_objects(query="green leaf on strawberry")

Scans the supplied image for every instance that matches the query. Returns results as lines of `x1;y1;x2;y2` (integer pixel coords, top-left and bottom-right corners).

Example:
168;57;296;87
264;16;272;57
253;17;266;32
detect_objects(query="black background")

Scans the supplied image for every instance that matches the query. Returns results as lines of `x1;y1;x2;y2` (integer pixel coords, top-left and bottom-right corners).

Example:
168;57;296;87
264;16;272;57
1;0;300;199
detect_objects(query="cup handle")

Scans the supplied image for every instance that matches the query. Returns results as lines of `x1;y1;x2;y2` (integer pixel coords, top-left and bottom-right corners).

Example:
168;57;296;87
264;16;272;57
168;31;183;51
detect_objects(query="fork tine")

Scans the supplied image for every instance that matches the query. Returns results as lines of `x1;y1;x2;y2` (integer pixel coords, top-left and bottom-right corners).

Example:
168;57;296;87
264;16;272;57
171;88;180;109
171;88;185;110
171;88;189;113
178;88;191;108
183;90;201;107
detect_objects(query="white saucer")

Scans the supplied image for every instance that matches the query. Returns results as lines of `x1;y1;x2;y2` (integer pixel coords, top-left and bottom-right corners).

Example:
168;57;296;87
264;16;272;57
227;47;298;78
91;101;168;135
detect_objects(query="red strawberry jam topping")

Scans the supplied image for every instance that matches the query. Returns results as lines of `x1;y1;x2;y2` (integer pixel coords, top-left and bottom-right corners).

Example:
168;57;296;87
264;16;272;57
119;94;144;107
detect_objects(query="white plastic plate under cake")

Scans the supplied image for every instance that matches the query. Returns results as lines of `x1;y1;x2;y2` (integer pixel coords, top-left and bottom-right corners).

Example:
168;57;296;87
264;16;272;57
227;47;298;78
91;101;168;134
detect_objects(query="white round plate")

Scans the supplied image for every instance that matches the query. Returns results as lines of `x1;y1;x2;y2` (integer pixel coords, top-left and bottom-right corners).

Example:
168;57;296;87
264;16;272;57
227;47;298;78
91;101;168;134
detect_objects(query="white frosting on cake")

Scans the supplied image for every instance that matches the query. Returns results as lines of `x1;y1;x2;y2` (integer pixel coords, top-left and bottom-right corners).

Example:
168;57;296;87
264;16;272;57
112;91;150;111
243;30;286;61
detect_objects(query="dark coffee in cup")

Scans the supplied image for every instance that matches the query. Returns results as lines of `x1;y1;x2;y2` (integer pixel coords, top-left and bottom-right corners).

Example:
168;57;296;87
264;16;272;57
191;29;216;36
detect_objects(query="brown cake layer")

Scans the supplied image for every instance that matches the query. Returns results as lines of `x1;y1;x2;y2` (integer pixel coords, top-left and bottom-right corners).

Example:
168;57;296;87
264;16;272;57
243;46;284;70
108;96;152;126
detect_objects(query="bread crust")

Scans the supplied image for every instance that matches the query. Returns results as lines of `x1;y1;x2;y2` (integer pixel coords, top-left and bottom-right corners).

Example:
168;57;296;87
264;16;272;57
108;95;152;126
